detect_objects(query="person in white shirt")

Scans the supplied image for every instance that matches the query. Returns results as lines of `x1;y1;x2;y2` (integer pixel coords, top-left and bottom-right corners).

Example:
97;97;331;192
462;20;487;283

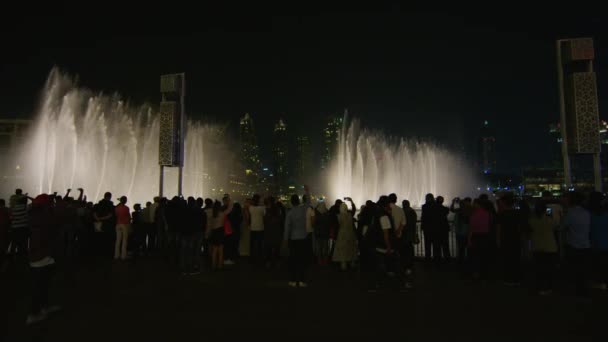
388;193;406;237
249;194;266;264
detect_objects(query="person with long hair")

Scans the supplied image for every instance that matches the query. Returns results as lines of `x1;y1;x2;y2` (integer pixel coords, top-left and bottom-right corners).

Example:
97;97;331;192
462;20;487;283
210;200;226;271
529;199;558;295
225;198;242;265
332;202;357;270
209;200;233;271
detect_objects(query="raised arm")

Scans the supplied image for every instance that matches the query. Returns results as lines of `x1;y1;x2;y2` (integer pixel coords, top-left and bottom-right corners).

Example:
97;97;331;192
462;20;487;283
62;189;72;200
349;198;356;217
77;188;84;202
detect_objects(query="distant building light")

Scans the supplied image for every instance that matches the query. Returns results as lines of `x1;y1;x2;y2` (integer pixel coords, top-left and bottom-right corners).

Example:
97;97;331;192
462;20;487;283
15;165;20;170
263;168;269;171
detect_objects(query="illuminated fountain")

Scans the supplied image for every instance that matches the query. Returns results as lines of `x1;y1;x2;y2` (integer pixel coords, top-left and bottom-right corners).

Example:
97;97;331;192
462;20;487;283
327;118;476;207
7;68;233;203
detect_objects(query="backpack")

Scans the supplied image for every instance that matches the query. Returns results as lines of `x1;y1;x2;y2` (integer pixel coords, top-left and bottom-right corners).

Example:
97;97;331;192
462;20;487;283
365;213;395;249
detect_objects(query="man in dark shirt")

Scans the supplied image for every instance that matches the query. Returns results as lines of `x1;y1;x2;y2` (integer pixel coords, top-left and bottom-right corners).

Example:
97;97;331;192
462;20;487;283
402;200;418;279
93;192;115;258
497;194;522;285
435;196;451;263
421;194;438;262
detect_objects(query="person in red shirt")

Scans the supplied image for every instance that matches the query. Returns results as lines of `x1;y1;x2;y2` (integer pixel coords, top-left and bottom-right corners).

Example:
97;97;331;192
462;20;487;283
114;196;131;260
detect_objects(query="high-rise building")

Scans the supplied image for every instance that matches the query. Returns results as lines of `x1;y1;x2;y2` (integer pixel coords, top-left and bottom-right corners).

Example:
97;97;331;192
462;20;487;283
321;115;343;170
239;113;260;195
479;120;497;174
273;119;288;195
295;135;312;184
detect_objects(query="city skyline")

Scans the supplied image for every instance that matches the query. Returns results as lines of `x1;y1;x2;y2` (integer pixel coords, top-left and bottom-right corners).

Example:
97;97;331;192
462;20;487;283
2;6;607;174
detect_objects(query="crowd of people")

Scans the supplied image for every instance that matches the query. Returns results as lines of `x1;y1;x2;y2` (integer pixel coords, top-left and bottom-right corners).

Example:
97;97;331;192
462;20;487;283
1;186;607;326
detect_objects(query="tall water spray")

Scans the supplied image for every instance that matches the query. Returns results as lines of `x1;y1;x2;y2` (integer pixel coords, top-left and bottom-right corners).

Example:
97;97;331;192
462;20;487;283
6;68;233;203
327;118;476;207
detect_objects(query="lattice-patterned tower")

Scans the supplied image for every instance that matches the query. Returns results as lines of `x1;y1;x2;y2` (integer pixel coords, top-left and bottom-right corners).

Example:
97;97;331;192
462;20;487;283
159;73;186;197
557;38;601;191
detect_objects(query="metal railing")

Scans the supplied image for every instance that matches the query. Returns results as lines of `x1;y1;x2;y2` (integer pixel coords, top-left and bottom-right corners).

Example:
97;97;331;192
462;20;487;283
413;220;459;258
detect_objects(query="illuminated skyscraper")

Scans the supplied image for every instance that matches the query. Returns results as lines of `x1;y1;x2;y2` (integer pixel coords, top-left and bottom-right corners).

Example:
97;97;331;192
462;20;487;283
295;135;312;185
273;119;288;195
479;120;497;174
321;115;343;170
239;113;260;195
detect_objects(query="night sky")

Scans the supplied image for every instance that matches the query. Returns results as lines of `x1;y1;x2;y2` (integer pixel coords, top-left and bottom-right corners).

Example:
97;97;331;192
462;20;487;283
1;4;607;173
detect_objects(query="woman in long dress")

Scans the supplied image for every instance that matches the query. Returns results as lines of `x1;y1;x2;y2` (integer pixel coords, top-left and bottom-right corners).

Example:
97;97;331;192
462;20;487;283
332;203;357;270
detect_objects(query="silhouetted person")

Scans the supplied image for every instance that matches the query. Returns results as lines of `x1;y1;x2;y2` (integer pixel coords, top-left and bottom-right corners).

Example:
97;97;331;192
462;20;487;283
195;198;207;272
451;197;472;265
94;192;115;258
179;197;199;275
210;200;226;271
225;198;242;265
284;194;309;287
402;199;418;280
26;194;60;325
130;203;144;257
114;196;131;260
313;201;330;265
9;194;29;259
529;199;558;295
496;194;523;285
203;198;214;262
366;196;405;292
141;201;155;256
435;196;451;263
469;198;492;280
561;192;591;297
264;197;283;269
421;193;437;262
332;202;357;270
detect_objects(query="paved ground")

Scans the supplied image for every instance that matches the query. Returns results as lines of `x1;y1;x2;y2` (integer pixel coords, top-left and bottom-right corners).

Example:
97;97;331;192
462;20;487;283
1;256;603;341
